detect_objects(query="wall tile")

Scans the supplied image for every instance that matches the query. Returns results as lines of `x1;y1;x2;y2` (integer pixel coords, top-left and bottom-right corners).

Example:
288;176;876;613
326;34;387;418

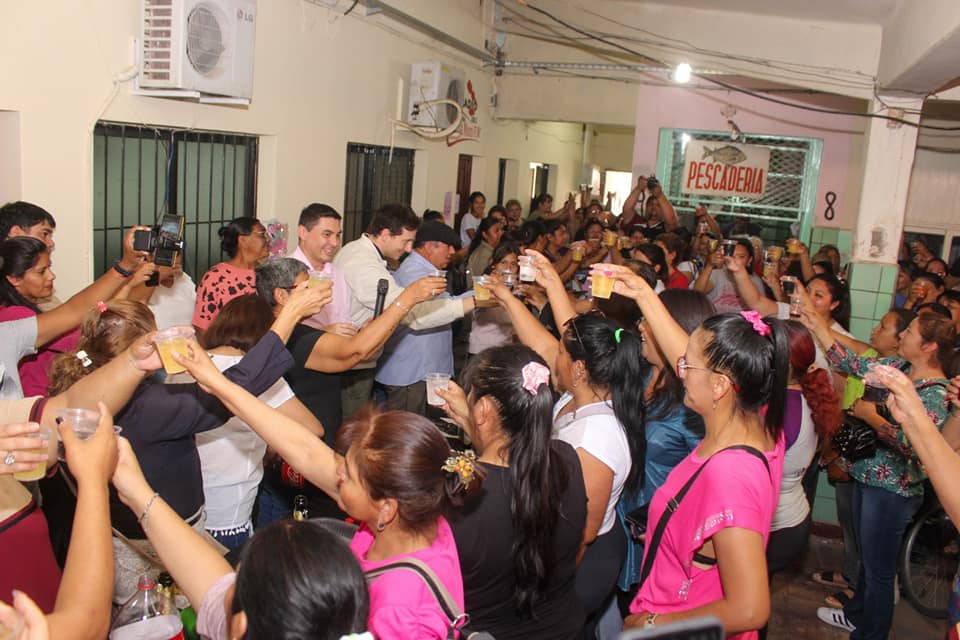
849;262;882;291
879;264;899;294
850;290;877;318
849;317;874;342
874;293;893;318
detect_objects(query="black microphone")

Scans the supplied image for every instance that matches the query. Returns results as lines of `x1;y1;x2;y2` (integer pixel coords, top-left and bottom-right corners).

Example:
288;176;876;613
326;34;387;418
372;278;389;318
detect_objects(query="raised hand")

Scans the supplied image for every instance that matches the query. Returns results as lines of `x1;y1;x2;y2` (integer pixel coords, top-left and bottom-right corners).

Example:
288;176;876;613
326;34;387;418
434;381;470;431
59;401;119;488
0;422;50;477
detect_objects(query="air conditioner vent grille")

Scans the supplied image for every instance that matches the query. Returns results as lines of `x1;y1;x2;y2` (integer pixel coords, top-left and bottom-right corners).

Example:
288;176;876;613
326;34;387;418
143;0;174;82
186;4;226;76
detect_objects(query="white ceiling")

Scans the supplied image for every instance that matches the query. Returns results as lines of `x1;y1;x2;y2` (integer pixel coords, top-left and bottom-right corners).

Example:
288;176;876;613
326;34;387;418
642;0;902;25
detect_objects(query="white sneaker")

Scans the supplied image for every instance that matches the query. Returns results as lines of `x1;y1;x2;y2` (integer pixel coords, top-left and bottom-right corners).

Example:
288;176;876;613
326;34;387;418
817;607;856;632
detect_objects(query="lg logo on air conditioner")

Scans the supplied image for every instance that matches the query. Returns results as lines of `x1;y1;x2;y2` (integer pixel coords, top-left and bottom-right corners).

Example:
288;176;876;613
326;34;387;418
236;9;254;21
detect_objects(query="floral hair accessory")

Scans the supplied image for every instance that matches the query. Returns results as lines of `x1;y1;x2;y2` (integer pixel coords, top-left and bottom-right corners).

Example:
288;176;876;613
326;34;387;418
521;361;550;395
76;350;93;368
442;449;478;489
96;300;108;313
740;310;771;337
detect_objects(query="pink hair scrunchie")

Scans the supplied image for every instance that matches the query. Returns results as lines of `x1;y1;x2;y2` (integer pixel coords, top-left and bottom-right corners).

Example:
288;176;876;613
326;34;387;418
740;310;771;337
521;362;550;396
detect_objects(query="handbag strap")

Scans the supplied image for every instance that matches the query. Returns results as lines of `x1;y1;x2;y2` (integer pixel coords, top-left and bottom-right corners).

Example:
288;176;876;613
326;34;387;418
638;445;770;587
365;558;468;640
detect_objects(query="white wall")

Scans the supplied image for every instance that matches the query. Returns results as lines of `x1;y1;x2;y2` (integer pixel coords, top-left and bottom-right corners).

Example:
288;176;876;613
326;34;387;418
0;1;584;294
590;125;635;172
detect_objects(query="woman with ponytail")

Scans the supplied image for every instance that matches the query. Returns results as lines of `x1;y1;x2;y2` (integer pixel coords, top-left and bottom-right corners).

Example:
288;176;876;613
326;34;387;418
594;263;787;638
436;345;587;639
763;321;841;619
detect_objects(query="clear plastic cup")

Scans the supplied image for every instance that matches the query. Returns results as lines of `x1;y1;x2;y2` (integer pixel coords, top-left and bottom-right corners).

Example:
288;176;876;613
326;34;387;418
13;423;53;482
153;326;195;375
786;238;801;254
425;373;451;406
603;230;618;247
571;245;585;262
766;246;784;262
780;275;798;296
430;269;447;278
721;240;738;257
863;362;892;403
518;256;537;282
789;294;803;317
618;236;633;250
592;271;615;299
308;270;332;289
473;276;491;301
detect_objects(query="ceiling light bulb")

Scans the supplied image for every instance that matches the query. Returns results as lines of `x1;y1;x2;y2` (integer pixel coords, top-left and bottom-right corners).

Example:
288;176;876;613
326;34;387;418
674;63;691;84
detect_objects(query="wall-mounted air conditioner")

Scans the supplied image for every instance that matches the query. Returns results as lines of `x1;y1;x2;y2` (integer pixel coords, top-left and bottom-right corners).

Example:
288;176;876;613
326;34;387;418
138;0;256;100
408;61;465;128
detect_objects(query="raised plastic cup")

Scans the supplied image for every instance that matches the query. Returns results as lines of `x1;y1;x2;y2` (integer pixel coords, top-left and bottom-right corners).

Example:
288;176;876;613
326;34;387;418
153;326;195;375
863;362;892;404
721;240;738;257
618;236;632;250
571;244;585;262
430;269;447;278
766;246;784;262
308;270;332;289
13;423;53;482
789;294;803;317
591;270;615;299
473;276;491;301
56;408;101;440
518;256;537;282
603;230;618;247
786;238;801;254
425;373;451;407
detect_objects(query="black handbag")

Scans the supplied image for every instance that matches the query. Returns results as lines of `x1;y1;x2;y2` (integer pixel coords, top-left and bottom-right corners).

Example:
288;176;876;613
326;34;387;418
624;503;650;541
832;413;878;462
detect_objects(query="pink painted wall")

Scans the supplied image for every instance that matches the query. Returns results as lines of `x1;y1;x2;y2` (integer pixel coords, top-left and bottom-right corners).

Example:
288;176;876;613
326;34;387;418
632;85;866;229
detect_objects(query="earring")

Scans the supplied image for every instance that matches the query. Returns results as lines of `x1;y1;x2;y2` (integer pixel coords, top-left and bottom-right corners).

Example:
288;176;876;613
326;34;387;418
712;398;718;410
376;518;386;532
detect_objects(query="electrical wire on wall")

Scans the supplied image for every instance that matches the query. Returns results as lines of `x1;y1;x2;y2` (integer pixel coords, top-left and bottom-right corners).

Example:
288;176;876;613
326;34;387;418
503;2;960;132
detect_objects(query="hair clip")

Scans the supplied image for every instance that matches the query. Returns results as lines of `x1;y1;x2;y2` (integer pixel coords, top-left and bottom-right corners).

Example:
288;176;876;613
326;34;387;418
614;327;624;344
76;350;93;368
521;361;550;395
442;449;478;489
96;301;108;313
740;310;771;337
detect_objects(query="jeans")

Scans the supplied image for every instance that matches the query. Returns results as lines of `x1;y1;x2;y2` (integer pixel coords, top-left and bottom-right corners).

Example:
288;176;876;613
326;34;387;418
207;522;252;551
835;480;861;584
844;482;921;640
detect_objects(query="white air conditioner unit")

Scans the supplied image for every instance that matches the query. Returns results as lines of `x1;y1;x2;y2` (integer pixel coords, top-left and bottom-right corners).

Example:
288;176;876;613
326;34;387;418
139;0;256;100
408;61;465;128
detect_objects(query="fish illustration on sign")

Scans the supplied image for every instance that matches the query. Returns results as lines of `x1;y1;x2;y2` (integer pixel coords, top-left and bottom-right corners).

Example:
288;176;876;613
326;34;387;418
702;145;747;166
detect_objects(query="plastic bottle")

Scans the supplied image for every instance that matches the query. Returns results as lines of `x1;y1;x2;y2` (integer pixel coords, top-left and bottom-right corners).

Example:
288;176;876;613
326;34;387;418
110;573;184;640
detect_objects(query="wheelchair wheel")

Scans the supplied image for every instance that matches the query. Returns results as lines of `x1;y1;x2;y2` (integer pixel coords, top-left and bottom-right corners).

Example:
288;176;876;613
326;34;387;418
898;500;957;619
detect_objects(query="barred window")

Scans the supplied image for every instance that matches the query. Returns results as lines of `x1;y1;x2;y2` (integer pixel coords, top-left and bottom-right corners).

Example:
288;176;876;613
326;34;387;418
343;143;415;243
93;122;258;278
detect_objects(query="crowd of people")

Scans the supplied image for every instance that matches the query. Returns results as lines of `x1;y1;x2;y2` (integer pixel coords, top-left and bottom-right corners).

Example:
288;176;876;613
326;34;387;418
1;179;960;640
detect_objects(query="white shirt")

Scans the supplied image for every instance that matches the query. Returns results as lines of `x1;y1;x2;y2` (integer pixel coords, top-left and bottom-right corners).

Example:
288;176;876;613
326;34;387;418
194;353;295;532
772;393;817;531
459;212;480;247
148;272;197;329
552;392;631;535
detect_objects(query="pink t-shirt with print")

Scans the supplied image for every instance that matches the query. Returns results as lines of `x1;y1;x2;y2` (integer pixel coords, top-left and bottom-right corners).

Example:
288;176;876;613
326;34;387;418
630;440;785;640
351;517;464;640
192;262;256;330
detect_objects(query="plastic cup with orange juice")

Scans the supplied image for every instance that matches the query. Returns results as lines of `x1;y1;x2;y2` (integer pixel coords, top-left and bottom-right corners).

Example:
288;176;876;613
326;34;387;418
603;230;617;247
786;238;801;254
766;246;784;262
153;326;196;375
571;244;585;262
592;270;615;299
473;276;491;301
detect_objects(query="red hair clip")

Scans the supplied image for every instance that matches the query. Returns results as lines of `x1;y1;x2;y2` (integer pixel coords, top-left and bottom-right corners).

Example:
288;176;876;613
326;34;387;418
96;301;108;313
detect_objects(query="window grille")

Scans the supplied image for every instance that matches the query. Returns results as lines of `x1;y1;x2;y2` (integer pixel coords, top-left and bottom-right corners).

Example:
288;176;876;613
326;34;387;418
655;129;822;244
93;122;258;278
342;143;415;243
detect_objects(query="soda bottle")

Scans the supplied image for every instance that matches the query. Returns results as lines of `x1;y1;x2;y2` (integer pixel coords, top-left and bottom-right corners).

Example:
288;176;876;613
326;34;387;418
110;573;185;640
293;494;309;521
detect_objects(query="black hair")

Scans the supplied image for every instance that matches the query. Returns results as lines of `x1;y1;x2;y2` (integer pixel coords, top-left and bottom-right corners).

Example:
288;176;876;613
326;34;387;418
899;259;921;281
914;271;946;291
461;345;569;615
645;289;716;426
914;302;952;319
544;218;566;236
487;205;506;219
582;219;604;236
939;290;960;307
562;314;646;491
806;273;850;330
735;237;756;270
632;243;668;284
0;201;56;240
468;191;486;206
468;216;504;257
218;217;260;258
811;260;835;277
485;241;521;276
887;307;917;334
298;203;341;230
368;203;420;236
233;520;369;640
700;313;790;440
0;237;47;312
531;193;553;213
518;220;547;248
422;210;444;223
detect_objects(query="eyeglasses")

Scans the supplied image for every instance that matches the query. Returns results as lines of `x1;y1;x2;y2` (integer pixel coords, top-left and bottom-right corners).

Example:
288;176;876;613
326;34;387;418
675;355;712;378
675;355;740;392
563;309;605;354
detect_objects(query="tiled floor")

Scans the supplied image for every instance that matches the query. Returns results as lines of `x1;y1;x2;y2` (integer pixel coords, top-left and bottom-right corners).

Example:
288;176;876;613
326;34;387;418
767;535;947;639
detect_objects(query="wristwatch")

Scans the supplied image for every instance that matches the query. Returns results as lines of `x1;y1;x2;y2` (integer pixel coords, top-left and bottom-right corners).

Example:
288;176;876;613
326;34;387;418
644;613;658;628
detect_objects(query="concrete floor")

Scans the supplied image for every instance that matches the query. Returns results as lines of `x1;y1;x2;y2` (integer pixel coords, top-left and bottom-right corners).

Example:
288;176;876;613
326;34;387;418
767;535;947;639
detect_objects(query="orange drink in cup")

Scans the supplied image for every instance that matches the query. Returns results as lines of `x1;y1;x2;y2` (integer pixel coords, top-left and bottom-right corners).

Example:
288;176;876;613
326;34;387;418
571;244;585;262
592;270;615;299
473;276;491;301
153;326;195;375
604;230;617;247
12;424;53;482
766;246;784;262
786;238;801;254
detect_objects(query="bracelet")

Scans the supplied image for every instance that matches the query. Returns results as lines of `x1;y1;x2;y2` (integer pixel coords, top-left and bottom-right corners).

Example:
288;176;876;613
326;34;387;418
138;492;160;527
113;261;134;278
393;300;411;313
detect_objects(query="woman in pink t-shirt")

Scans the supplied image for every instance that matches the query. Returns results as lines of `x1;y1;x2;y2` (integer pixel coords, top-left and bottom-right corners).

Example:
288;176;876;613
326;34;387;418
594;263;789;639
146;343;483;640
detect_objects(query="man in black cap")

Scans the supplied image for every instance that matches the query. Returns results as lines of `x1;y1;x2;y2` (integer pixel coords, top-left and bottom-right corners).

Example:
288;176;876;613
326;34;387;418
374;220;471;414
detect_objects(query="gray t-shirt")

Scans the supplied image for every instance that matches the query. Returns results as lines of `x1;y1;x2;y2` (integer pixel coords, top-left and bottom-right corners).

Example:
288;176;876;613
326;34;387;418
0;316;38;399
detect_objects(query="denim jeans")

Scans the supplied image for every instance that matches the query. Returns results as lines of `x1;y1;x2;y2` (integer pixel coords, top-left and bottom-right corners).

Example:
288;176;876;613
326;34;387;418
844;482;921;640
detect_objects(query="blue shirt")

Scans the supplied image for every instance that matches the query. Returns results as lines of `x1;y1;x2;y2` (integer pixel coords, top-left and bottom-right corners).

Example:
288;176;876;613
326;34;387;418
375;251;462;386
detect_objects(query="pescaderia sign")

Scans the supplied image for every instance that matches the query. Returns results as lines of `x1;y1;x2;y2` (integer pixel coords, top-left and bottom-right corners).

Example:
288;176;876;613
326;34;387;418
681;140;770;198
